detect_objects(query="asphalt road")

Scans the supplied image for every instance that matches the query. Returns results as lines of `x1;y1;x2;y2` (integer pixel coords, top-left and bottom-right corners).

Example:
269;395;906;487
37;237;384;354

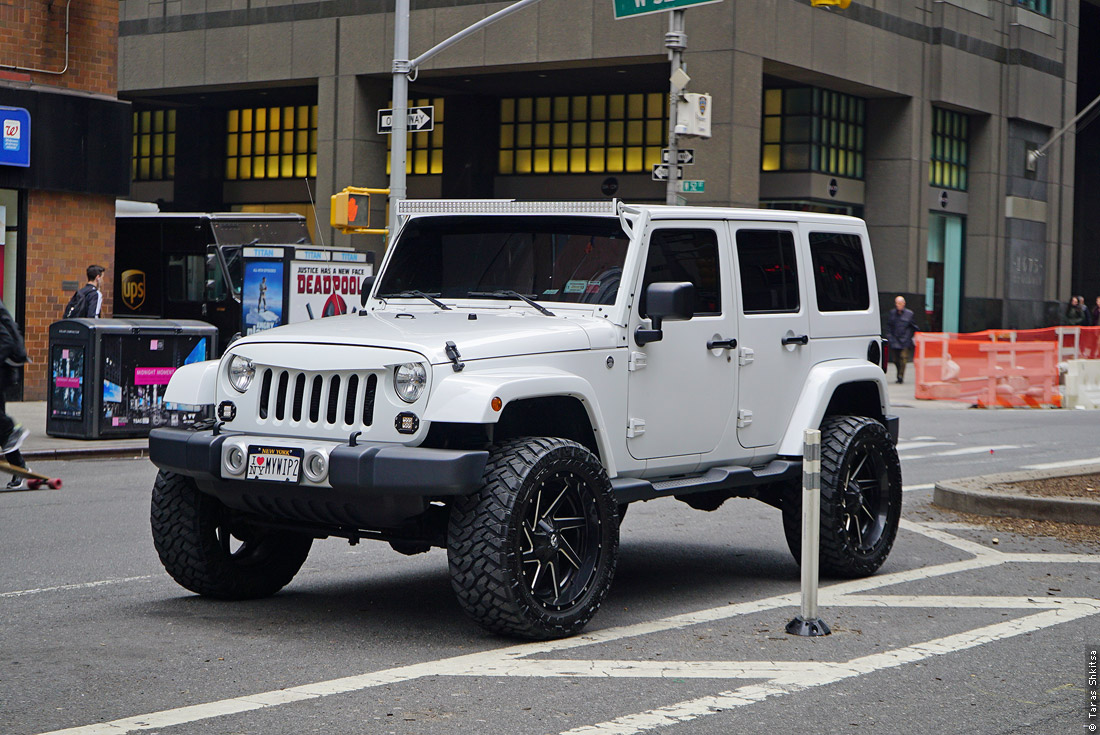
2;408;1098;735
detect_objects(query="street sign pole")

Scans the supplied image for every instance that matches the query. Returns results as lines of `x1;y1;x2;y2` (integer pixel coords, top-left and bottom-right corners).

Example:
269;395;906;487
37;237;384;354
389;0;410;246
665;10;685;206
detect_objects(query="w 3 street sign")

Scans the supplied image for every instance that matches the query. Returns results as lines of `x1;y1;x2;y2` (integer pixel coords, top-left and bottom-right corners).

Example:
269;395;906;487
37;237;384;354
614;0;722;19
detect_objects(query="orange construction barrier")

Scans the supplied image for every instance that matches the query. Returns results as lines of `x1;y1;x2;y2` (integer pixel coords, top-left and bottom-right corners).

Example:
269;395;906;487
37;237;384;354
913;326;1100;407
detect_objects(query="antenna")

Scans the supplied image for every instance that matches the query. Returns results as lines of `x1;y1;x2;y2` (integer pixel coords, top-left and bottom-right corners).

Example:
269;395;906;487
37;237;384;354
304;178;327;247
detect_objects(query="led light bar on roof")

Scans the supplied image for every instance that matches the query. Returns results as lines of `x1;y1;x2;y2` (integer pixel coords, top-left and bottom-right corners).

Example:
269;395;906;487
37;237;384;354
396;200;619;216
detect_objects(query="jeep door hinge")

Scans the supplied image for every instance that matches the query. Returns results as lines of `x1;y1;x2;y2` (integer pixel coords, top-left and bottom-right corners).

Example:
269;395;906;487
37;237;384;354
627;417;646;438
737;409;753;428
628;351;648;371
738;347;755;366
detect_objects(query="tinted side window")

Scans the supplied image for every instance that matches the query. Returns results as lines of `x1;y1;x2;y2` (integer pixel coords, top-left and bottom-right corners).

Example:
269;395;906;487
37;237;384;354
809;232;869;312
641;229;722;316
736;230;799;313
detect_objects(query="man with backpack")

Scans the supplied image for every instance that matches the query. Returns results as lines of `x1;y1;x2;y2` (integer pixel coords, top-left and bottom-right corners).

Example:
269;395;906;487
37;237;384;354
64;265;106;319
0;298;29;488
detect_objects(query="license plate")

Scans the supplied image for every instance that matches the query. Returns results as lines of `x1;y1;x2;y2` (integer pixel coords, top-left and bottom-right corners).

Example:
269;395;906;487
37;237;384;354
246;445;303;482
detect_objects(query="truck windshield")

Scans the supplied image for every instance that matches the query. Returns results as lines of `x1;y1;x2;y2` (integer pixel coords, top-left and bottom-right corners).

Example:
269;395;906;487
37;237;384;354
377;215;630;306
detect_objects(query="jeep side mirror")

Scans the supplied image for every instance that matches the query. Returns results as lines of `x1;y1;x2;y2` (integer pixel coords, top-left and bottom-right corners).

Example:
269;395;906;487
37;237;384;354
635;281;694;346
359;275;376;308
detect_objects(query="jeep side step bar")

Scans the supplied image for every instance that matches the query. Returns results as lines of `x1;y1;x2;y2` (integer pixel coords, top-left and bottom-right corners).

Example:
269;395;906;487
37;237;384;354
610;459;801;504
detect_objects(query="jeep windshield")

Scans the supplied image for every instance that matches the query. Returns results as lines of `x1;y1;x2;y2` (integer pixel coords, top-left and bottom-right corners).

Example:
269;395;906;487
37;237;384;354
376;215;630;306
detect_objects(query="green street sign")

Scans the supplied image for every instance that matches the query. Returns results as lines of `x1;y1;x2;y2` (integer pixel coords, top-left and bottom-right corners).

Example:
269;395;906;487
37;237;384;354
613;0;722;19
679;180;705;193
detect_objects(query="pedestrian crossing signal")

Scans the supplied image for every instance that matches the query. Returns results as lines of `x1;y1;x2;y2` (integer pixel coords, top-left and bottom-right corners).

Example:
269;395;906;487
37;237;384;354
330;187;390;235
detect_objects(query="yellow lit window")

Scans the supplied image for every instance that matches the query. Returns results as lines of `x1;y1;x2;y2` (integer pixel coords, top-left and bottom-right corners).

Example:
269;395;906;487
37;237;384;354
131;108;177;182
384;98;444;176
225;104;318;181
498;92;667;175
760;87;865;179
929;107;968;191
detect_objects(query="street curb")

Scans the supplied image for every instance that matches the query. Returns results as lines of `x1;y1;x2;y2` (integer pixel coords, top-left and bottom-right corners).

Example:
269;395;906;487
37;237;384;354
23;444;149;462
933;463;1100;526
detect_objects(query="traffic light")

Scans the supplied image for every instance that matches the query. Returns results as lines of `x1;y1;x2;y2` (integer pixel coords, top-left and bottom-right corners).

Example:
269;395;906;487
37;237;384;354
811;0;852;7
330;187;389;234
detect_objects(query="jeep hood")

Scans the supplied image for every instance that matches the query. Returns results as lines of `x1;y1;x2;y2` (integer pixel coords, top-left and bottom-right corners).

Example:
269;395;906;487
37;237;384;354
233;310;608;363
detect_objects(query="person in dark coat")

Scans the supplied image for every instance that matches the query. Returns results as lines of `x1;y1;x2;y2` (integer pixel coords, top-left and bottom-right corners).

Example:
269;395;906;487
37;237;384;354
1065;296;1088;326
886;295;920;384
0;299;29;488
1091;297;1100;328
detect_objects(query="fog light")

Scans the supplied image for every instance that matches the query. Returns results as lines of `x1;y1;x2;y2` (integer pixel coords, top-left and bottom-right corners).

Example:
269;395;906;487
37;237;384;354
395;412;420;434
225;445;246;475
218;400;237;422
303;450;328;483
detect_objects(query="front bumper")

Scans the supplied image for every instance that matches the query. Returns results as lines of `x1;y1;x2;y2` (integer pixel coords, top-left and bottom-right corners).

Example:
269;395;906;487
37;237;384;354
148;427;489;497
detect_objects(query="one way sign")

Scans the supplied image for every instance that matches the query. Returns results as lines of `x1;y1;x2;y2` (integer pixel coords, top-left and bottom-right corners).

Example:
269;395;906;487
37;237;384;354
651;164;684;181
377;106;435;134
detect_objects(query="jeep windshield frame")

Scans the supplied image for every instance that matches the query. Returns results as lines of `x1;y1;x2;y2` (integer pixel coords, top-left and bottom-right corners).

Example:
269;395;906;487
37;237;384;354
376;215;630;307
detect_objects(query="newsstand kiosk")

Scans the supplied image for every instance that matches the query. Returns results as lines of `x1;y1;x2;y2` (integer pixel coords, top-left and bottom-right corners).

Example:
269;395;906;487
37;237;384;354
46;318;217;439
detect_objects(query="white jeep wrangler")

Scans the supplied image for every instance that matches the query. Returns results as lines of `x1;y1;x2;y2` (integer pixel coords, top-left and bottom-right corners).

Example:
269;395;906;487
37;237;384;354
149;200;901;640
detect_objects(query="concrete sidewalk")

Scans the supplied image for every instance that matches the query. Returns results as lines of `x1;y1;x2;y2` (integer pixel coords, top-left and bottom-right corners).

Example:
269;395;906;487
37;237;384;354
7;402;148;460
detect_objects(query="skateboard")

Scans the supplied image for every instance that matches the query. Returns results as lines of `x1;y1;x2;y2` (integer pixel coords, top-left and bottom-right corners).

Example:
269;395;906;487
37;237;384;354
0;460;62;490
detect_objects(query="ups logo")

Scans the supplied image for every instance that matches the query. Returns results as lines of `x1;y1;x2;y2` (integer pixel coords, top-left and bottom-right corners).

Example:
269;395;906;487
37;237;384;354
121;270;146;310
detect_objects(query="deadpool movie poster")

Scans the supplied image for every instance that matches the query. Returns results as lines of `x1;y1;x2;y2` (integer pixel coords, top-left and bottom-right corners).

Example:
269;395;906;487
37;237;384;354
288;260;371;323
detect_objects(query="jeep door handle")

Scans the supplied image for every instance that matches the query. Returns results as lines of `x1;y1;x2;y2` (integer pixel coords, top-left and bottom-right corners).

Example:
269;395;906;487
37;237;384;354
707;337;738;350
781;334;809;346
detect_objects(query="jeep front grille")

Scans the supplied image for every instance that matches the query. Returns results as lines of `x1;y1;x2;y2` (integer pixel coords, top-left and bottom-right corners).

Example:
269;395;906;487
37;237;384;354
257;368;377;428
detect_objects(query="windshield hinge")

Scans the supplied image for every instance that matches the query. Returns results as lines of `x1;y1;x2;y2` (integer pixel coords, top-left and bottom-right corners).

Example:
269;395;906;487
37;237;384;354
445;341;465;372
628;352;647;372
627;417;646;438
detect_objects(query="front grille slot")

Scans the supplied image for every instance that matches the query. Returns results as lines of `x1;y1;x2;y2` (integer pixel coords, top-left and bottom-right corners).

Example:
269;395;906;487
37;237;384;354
363;374;377;426
254;367;379;432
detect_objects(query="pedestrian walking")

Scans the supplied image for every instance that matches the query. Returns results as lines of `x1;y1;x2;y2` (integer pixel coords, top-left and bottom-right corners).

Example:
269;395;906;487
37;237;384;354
1091;297;1100;327
63;265;105;319
0;299;29;488
886;295;920;384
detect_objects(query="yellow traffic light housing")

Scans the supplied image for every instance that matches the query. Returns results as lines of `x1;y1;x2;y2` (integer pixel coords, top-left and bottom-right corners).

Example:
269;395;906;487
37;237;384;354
811;0;852;7
330;187;389;234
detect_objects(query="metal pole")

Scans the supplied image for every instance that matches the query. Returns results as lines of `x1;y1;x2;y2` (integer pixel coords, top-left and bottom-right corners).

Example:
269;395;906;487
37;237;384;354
787;428;830;636
389;0;411;246
665;10;685;205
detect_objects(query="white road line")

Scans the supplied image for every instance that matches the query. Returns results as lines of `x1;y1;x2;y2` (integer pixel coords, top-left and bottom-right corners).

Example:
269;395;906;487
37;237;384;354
901;445;1019;461
559;606;1099;735
33;522;1100;735
896;441;954;451
1022;457;1100;470
0;576;156;599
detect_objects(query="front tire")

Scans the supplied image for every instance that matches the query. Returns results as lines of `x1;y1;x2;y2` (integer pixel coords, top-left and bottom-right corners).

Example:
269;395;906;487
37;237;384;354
783;416;902;578
447;438;619;639
150;470;313;599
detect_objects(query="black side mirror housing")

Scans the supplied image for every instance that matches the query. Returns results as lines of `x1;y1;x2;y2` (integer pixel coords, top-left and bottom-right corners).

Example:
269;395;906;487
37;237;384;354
359;275;376;308
635;281;694;346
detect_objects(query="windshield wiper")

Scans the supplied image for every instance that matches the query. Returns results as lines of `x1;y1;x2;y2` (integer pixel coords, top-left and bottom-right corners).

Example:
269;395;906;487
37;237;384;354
377;290;451;310
467;290;556;317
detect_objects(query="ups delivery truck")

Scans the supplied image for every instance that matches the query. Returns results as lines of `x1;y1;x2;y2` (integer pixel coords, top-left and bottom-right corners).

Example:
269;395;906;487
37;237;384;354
114;206;311;349
114;204;372;352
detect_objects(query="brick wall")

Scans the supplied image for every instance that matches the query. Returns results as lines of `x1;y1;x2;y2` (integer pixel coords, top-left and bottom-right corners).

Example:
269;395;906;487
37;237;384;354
0;0;118;96
23;192;115;400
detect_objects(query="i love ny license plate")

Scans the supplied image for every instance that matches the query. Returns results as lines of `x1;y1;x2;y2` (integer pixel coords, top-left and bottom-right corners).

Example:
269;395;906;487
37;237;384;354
246;445;303;482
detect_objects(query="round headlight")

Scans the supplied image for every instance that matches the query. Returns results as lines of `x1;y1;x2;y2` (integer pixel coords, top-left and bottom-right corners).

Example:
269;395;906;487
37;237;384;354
227;355;255;393
394;363;427;403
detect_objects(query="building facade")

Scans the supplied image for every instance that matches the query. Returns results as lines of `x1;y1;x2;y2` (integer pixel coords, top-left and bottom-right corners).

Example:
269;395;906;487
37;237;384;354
1;0;130;399
118;0;1091;333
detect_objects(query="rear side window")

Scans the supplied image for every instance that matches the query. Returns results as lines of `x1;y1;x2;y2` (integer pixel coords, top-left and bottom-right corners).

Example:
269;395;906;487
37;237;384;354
735;230;799;313
641;228;722;316
809;232;870;312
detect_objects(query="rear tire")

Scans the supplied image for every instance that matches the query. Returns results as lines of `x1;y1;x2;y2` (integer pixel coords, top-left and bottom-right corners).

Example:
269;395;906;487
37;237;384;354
783;416;902;578
150;470;312;599
448;438;619;639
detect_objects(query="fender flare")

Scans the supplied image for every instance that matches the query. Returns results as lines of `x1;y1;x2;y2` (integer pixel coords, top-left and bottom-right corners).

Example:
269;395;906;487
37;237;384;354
425;368;615;474
164;360;220;406
777;359;889;456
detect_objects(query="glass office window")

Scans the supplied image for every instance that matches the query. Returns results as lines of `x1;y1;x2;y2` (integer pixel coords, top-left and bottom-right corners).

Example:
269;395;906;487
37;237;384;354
930;107;968;191
385;98;444;175
761;87;865;179
226;105;318;181
132;109;176;181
